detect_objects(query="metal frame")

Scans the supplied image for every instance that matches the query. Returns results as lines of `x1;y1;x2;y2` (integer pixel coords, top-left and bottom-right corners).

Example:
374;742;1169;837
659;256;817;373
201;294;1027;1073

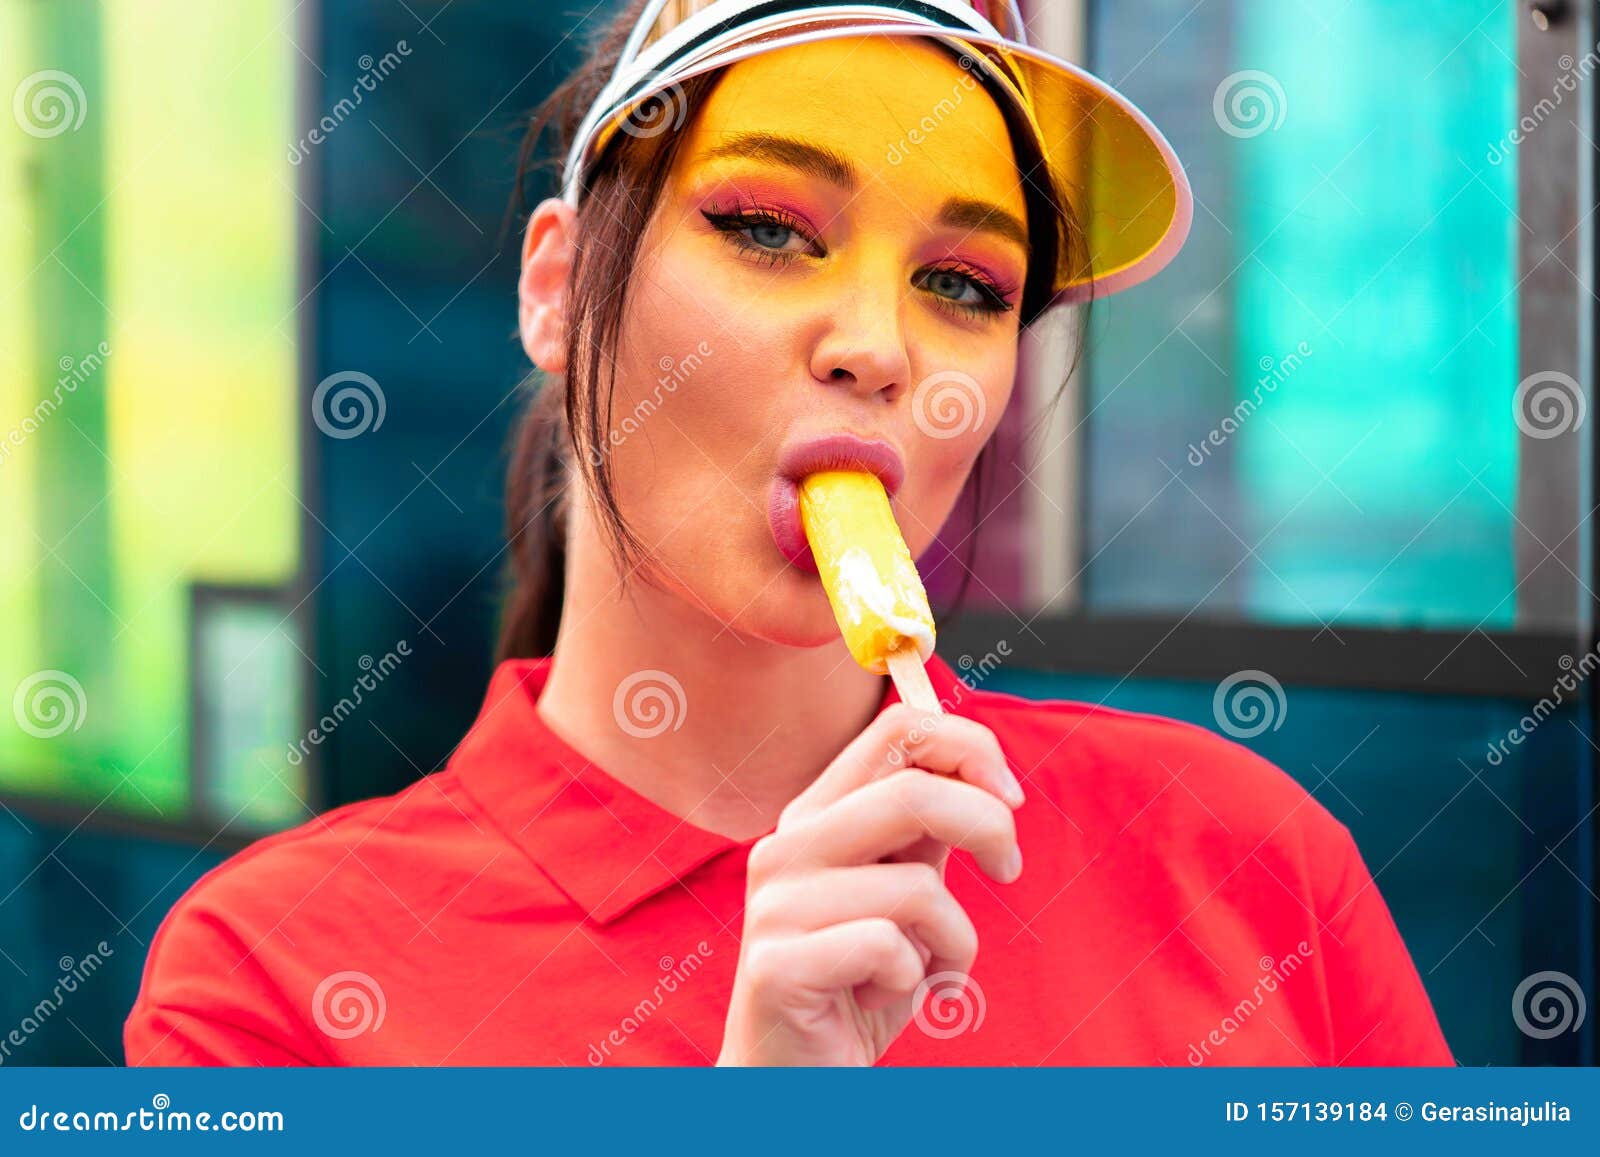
294;0;326;820
942;612;1578;699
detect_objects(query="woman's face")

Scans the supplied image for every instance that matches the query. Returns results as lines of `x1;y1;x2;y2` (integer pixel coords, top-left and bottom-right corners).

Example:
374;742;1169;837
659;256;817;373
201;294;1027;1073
596;34;1030;650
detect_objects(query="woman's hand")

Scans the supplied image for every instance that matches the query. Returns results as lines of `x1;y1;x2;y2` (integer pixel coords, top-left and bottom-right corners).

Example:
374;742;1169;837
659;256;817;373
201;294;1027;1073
717;703;1025;1066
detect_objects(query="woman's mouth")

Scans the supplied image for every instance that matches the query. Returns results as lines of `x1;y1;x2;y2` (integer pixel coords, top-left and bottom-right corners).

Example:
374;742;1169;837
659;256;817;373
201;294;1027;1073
768;434;906;575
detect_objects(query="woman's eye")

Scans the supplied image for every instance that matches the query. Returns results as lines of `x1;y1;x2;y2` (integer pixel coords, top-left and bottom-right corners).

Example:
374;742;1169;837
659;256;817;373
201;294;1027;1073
918;268;1013;316
746;221;799;251
702;209;815;261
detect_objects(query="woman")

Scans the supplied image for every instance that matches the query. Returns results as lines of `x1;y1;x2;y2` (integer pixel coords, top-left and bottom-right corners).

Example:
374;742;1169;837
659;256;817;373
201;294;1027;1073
125;0;1454;1066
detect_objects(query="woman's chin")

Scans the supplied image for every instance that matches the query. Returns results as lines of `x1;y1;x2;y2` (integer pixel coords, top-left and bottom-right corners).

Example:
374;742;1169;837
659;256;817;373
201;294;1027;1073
710;566;847;652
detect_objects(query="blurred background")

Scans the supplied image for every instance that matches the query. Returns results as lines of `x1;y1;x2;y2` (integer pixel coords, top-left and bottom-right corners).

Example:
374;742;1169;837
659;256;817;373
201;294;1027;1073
0;0;1594;1065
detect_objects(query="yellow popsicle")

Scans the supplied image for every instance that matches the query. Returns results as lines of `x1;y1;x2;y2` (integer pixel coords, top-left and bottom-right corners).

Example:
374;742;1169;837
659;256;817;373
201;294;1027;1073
798;470;936;677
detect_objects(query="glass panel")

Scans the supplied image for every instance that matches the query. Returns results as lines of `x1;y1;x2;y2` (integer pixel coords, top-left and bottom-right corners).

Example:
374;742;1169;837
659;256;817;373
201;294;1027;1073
0;1;300;820
1078;0;1525;628
984;668;1591;1066
192;589;306;831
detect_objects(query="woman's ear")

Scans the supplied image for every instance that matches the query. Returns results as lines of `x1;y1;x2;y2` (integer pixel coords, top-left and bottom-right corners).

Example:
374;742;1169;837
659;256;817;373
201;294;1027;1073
518;196;577;373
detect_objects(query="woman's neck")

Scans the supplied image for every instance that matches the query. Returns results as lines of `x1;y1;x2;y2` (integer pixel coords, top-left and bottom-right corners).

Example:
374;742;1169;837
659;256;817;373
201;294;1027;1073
534;500;888;842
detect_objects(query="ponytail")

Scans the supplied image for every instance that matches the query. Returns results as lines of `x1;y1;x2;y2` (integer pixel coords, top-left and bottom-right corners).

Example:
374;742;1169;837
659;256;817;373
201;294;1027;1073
496;380;569;661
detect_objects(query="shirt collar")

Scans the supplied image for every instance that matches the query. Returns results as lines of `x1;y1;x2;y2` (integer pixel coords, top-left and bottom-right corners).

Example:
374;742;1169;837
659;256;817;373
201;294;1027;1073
452;651;969;924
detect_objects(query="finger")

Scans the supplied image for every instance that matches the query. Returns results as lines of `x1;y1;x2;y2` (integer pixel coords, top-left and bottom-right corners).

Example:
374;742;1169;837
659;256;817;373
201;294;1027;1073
775;769;1022;883
747;862;979;982
782;704;1023;824
880;834;948;878
745;917;925;1002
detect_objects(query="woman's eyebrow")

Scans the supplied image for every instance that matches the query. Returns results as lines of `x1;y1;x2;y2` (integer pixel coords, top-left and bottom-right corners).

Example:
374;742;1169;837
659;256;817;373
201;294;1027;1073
700;131;1031;258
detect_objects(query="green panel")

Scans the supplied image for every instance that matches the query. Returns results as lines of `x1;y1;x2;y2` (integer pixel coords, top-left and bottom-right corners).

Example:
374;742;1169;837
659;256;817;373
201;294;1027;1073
1;1;300;821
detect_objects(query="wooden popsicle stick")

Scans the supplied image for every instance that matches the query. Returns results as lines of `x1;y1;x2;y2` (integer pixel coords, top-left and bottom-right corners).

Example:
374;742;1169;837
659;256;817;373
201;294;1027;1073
886;645;941;715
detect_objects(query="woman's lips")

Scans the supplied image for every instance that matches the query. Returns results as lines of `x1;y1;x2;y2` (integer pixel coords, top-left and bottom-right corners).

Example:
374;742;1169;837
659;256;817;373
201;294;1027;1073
768;434;907;575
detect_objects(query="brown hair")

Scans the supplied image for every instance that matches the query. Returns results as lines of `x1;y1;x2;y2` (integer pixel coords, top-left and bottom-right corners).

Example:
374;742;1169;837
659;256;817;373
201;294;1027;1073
495;0;1090;661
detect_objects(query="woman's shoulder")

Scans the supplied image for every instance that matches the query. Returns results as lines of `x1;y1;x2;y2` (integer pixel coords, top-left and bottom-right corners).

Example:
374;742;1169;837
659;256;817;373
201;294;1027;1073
125;768;495;1062
954;679;1353;863
135;768;486;981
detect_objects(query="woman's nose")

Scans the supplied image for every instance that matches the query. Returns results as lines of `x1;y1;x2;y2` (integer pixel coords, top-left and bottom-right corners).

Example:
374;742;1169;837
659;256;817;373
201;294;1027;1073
808;265;912;403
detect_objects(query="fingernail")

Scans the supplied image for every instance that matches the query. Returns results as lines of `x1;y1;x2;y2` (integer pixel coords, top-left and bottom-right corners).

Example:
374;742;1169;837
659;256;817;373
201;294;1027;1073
1003;773;1025;807
1001;846;1023;882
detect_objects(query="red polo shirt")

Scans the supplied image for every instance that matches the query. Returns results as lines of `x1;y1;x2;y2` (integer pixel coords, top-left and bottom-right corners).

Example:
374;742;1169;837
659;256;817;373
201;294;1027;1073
125;653;1454;1066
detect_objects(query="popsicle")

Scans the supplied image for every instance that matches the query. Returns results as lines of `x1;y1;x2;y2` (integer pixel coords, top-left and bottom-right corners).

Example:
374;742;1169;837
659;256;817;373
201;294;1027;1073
797;470;942;713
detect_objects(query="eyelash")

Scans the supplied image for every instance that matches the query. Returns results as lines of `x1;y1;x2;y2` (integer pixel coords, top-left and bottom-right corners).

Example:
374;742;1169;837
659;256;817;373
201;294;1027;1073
700;204;1017;320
